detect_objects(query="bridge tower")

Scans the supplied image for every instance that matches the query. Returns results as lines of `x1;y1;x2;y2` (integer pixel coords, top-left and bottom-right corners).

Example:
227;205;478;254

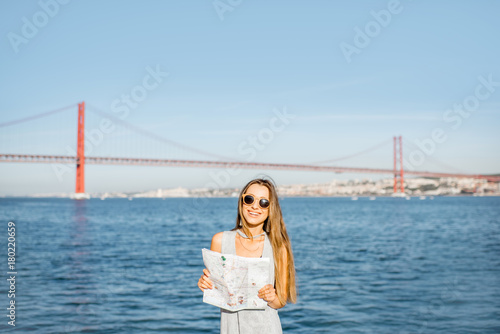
75;101;86;199
393;136;405;195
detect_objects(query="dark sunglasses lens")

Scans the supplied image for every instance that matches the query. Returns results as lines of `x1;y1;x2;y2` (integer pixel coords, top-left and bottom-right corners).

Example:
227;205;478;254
259;199;270;208
243;195;255;205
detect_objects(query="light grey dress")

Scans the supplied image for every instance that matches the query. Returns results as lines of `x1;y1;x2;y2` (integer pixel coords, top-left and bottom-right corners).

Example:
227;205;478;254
220;230;283;334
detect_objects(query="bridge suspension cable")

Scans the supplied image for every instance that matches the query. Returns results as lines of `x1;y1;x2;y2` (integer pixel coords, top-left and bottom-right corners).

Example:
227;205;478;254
0;104;76;128
311;138;392;165
86;103;239;162
403;140;468;174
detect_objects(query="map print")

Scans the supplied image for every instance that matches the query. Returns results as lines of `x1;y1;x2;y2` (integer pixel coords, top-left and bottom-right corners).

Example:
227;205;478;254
202;248;270;311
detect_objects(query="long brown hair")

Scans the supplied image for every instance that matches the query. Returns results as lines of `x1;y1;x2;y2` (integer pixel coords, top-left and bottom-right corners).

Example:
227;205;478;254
233;178;297;305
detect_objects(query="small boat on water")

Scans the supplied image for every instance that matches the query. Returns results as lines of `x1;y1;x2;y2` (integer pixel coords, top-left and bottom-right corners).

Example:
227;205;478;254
419;196;426;200
369;196;376;200
351;196;358;201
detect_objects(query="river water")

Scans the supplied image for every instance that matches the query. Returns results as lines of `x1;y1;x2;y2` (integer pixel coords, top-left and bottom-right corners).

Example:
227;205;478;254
0;196;499;333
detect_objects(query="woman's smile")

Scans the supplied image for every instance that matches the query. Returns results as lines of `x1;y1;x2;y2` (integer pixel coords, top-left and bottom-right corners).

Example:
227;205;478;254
247;210;262;217
245;207;265;223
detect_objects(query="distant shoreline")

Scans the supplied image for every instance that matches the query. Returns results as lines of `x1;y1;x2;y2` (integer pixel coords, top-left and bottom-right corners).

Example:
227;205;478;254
1;194;499;199
2;176;499;199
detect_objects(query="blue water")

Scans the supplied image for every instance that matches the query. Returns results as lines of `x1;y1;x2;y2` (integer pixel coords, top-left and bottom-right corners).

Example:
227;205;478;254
0;196;499;333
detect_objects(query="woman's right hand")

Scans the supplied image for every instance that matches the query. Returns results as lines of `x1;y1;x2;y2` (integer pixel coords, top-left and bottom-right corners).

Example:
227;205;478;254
198;268;213;291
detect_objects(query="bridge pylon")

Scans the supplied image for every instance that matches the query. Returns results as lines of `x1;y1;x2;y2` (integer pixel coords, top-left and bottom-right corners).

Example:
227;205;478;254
393;136;405;196
74;101;88;199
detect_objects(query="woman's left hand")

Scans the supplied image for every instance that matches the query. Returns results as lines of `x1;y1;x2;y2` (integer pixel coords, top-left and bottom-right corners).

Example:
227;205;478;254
258;284;277;303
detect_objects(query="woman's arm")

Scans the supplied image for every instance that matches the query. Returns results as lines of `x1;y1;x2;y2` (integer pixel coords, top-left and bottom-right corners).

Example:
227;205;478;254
258;245;289;309
267;291;286;309
198;232;223;291
258;283;286;309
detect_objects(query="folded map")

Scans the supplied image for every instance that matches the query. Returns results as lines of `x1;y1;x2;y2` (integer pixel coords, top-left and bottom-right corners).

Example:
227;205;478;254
202;248;270;311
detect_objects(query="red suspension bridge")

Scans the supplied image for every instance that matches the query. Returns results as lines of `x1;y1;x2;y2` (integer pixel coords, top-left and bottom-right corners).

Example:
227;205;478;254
1;102;498;198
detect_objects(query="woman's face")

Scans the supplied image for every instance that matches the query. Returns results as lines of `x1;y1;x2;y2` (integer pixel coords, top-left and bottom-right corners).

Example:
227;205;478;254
241;184;270;227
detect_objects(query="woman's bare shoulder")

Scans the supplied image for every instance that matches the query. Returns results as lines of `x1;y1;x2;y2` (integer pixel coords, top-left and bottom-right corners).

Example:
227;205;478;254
210;232;224;253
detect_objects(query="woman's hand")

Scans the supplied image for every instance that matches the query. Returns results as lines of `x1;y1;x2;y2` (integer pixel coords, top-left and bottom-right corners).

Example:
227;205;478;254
198;268;213;292
258;284;277;304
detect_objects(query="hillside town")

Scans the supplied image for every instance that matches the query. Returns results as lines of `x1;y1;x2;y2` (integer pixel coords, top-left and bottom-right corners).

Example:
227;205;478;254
86;177;500;199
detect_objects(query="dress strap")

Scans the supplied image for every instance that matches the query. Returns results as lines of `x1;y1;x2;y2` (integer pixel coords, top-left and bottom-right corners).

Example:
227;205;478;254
222;231;237;254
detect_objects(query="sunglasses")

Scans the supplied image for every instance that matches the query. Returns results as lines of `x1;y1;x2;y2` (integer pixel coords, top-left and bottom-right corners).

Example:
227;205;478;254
242;194;270;209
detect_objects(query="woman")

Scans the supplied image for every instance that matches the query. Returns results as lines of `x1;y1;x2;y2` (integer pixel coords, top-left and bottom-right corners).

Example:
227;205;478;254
198;178;297;333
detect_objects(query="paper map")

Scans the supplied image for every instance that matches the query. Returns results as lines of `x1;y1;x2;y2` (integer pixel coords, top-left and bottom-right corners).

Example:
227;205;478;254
202;248;270;311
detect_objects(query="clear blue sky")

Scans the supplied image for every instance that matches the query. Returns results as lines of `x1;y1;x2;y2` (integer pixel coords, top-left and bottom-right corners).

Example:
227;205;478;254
1;0;499;195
